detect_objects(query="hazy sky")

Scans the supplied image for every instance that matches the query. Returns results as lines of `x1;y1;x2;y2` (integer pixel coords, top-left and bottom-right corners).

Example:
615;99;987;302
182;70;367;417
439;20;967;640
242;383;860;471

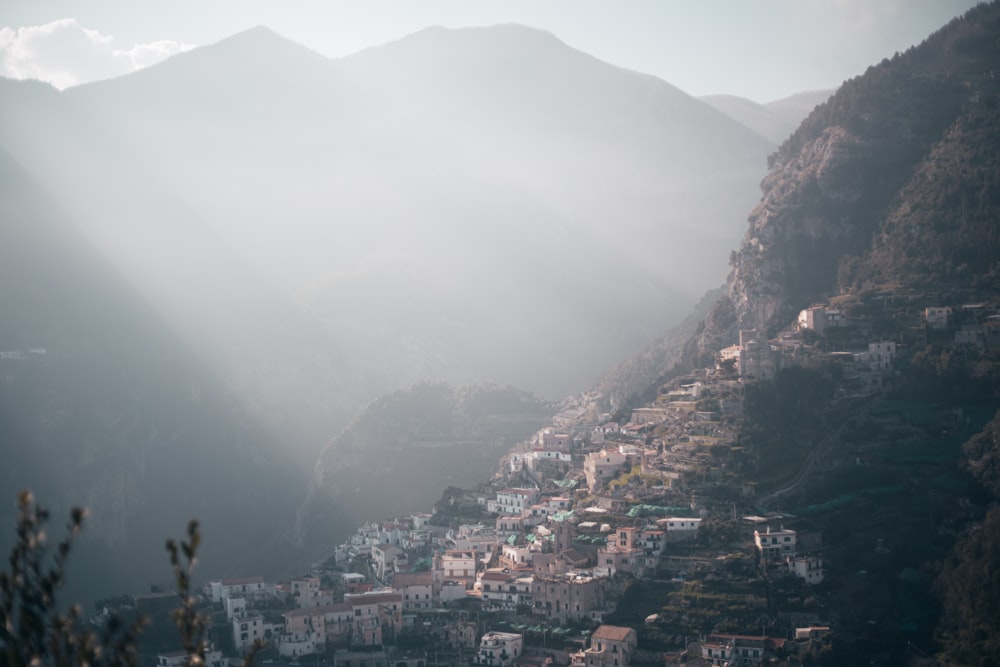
0;0;983;100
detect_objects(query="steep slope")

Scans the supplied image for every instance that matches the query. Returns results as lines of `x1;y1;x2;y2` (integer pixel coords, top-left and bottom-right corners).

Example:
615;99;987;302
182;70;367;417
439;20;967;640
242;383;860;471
705;3;1000;343
664;5;1000;661
298;383;555;552
0;149;302;602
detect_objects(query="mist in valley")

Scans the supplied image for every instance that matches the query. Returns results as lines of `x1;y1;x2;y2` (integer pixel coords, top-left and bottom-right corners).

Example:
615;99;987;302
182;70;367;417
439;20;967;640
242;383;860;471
0;3;977;603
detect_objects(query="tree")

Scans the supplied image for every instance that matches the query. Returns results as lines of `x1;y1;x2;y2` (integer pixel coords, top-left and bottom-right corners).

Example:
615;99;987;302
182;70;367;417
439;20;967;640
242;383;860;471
0;490;262;666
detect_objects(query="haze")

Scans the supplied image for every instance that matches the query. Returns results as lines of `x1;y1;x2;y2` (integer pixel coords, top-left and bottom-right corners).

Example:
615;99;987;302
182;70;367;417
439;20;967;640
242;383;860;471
0;2;984;598
2;1;980;100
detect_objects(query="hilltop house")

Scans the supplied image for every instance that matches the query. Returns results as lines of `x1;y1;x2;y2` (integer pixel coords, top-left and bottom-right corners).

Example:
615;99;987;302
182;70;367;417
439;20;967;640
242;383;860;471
372;544;408;581
279;604;353;657
657;517;702;540
532;572;608;623
718;330;779;381
392;571;434;611
788;556;824;584
925;306;952;329
478;569;533;611
582;625;638;667
584;449;628;493
701;634;772;667
345;590;403;646
476;631;523;667
439;550;477;587
488;488;540;515
208;576;272;604
754;527;797;561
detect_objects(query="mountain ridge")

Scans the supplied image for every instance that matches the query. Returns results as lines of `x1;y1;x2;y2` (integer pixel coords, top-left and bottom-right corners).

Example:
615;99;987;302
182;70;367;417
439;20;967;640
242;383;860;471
699;89;833;144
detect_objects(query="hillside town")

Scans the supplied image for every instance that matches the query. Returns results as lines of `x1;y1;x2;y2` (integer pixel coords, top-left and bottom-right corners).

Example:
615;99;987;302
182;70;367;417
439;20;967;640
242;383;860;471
105;297;998;667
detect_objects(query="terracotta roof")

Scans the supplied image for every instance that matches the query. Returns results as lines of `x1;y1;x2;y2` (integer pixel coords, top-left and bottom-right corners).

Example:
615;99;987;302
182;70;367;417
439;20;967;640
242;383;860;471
392;572;433;587
591;625;636;642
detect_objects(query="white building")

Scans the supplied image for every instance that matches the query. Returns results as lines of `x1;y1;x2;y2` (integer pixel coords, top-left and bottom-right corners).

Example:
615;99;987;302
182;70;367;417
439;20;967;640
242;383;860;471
857;340;897;372
788;556;824;584
798;306;827;332
291;576;322;608
440;550;477;586
657;517;702;537
478;570;533;611
584;450;628;493
392;571;435;611
584;625;638;667
223;595;247;621
372;544;407;581
925;306;952;329
232;615;268;652
701;634;768;667
208;575;269;604
489;488;540;515
476;631;523;667
754;527;797;561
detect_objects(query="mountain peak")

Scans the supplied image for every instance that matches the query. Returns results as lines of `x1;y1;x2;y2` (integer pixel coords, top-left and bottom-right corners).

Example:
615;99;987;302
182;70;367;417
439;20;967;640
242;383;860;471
66;23;336;105
199;24;331;66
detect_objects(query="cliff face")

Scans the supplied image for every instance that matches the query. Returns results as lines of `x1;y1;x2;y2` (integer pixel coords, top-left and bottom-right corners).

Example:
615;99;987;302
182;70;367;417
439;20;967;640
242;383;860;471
716;3;1000;341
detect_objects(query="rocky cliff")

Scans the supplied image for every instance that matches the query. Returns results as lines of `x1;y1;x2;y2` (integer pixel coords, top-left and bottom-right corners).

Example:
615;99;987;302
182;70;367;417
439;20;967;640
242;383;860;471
702;3;1000;348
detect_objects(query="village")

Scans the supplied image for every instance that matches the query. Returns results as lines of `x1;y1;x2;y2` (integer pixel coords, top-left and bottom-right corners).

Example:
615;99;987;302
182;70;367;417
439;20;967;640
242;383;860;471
120;297;999;667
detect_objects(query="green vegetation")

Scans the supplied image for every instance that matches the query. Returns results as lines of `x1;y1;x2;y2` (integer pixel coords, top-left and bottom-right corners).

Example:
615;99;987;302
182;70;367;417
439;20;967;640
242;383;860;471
606;466;667;491
0;490;260;667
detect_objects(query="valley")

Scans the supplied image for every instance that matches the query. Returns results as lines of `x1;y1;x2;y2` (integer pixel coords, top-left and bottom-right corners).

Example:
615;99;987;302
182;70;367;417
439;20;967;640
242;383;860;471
3;3;1000;666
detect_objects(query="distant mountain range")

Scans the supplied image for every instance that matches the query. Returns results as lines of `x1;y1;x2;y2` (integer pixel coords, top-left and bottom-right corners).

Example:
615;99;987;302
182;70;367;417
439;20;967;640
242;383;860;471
699;89;833;144
0;23;792;594
0;24;779;456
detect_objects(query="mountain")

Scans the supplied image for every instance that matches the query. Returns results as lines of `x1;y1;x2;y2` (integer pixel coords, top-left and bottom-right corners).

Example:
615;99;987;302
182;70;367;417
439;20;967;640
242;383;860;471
764;89;835;128
0;148;302;603
699;89;833;144
0;23;776;468
696;5;1000;345
297;383;555;552
337;24;773;284
672;4;1000;660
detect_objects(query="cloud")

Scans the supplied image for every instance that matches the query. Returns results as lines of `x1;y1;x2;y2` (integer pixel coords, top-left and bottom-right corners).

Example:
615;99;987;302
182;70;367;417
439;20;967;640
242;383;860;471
0;18;195;89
